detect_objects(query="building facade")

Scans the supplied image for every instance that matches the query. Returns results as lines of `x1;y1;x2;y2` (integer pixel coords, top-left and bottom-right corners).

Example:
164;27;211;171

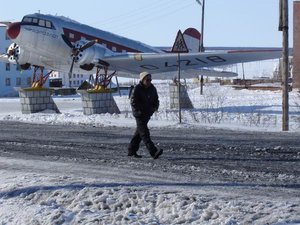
0;23;34;97
49;71;91;88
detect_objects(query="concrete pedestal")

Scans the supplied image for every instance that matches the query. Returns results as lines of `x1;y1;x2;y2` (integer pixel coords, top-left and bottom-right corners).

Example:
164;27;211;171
77;90;120;115
18;88;60;114
169;84;193;109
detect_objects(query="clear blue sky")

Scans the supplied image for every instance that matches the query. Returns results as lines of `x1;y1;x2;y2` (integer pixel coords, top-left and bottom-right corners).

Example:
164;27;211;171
0;0;294;48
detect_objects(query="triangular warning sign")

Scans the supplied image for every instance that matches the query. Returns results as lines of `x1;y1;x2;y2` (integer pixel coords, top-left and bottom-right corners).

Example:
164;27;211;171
171;30;189;53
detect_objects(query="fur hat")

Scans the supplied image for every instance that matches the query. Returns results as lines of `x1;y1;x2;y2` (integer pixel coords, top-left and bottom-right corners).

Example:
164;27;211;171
139;71;151;81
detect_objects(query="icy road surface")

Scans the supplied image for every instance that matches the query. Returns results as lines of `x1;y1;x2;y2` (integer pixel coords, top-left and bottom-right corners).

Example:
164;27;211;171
0;121;299;224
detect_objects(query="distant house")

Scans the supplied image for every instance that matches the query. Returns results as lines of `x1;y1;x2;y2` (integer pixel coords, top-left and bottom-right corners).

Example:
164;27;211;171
0;23;34;97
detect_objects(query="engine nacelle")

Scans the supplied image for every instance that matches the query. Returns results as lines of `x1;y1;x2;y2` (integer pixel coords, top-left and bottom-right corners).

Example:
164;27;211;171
73;40;113;65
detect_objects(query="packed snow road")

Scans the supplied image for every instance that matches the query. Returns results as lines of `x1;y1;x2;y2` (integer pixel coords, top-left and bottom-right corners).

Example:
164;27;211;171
0;120;299;188
0;121;300;224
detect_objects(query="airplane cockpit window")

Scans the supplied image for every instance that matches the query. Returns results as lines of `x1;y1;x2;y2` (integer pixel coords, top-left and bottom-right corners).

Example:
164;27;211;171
32;18;38;24
45;21;52;28
21;16;55;29
22;17;32;23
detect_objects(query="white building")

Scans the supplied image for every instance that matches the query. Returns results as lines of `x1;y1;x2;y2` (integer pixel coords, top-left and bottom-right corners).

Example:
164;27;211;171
0;23;33;97
49;71;91;88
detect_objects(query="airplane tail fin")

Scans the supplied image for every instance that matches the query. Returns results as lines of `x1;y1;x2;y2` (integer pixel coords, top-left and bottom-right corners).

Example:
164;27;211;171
182;28;201;53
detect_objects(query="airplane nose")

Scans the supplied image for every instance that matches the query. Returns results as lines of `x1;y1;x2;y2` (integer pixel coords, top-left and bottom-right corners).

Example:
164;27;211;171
6;22;21;40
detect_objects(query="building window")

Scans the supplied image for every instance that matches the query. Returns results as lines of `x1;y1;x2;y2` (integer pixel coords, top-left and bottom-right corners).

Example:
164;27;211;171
6;63;10;71
16;77;21;86
27;77;31;86
73;74;75;78
69;81;72;87
5;78;11;86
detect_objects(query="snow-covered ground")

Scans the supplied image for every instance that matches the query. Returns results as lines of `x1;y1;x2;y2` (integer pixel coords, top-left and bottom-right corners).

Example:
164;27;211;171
1;82;300;132
0;83;299;224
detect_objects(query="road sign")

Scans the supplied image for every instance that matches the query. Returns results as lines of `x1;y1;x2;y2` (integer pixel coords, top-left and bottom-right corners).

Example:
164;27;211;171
171;30;189;53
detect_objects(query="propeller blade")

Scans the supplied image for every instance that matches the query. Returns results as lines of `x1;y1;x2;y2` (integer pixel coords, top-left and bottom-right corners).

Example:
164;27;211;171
61;34;74;48
68;58;75;76
80;40;97;51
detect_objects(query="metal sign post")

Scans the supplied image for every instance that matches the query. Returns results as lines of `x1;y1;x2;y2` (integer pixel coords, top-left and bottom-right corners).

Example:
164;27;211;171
177;52;182;123
171;30;189;123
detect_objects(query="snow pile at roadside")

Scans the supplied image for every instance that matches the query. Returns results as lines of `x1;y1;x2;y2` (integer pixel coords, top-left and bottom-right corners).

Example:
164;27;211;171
1;184;299;225
0;155;299;225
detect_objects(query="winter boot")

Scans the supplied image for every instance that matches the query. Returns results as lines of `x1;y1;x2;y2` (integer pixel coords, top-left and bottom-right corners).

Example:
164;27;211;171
153;149;163;159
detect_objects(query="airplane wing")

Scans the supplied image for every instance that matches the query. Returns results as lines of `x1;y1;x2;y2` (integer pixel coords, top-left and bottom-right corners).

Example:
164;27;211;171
101;49;282;75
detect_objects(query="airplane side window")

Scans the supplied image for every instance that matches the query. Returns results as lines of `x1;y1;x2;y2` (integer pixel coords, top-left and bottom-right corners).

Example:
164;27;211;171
69;33;75;39
38;19;46;27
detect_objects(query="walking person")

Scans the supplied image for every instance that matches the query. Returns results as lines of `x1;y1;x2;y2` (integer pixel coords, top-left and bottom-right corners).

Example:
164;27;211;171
128;72;163;159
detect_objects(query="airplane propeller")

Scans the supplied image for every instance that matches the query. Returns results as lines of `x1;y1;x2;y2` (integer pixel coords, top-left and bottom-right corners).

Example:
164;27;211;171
6;43;22;71
61;34;98;76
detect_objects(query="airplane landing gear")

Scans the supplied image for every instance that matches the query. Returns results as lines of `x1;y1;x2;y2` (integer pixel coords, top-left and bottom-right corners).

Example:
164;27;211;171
31;66;53;89
90;66;116;92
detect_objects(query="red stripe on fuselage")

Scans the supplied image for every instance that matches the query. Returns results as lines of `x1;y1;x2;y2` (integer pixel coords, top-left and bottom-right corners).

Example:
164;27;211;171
63;27;141;53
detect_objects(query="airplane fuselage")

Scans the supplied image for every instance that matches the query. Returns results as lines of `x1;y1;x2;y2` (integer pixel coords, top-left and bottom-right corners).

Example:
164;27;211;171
7;13;162;74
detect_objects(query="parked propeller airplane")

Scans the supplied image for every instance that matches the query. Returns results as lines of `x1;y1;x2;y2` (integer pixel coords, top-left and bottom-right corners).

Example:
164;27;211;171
0;13;282;89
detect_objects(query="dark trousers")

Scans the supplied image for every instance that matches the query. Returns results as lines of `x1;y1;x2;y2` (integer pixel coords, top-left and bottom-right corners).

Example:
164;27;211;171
128;116;157;156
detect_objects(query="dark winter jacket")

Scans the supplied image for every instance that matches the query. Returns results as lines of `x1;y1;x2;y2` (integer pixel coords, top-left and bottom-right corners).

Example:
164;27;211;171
130;82;159;118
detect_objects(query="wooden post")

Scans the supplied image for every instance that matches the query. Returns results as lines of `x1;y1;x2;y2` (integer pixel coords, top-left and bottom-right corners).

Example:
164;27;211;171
279;0;289;131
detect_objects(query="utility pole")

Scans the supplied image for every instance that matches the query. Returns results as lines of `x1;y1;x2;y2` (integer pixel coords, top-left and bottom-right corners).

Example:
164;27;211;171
196;0;205;95
279;0;289;131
